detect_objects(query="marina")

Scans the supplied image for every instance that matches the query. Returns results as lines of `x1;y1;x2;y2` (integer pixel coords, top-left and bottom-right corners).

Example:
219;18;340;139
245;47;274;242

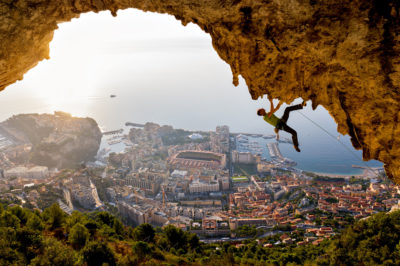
235;134;264;155
266;142;297;166
108;139;122;145
267;142;283;159
125;122;145;127
102;129;123;136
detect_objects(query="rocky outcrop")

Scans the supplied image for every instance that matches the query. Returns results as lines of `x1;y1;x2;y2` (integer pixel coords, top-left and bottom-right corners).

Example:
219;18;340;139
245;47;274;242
0;1;399;181
1;112;102;168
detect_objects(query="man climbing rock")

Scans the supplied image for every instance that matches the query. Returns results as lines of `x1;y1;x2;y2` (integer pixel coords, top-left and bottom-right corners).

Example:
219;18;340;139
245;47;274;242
257;97;306;152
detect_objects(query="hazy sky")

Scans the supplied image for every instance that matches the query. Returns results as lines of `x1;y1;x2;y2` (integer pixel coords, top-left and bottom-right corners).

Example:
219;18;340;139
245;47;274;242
2;9;332;132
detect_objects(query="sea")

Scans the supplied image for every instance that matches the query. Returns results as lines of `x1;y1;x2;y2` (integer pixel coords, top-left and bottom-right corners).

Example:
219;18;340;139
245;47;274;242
0;9;382;176
237;135;382;176
0;85;382;176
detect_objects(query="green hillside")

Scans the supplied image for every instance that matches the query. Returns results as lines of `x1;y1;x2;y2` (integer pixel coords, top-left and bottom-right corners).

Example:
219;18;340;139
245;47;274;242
1;203;400;265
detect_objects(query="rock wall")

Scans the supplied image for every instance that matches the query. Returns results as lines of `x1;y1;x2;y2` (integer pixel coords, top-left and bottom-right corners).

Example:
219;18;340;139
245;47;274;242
0;1;399;181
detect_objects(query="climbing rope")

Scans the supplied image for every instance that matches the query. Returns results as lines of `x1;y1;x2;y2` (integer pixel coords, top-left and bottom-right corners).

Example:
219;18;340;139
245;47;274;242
295;108;380;179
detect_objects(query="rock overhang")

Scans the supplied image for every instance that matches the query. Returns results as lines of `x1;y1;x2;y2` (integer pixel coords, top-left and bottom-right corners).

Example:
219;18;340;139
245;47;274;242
0;0;399;181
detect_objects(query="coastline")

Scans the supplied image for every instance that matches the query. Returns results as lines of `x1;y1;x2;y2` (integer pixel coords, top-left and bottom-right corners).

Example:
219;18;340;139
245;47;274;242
311;171;360;178
309;168;380;179
296;166;364;178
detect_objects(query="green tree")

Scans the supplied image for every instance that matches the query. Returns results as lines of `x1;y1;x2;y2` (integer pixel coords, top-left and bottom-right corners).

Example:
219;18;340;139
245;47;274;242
0;228;24;265
225;246;236;266
132;223;155;243
30;238;76;266
132;241;151;261
187;233;200;251
8;206;29;225
66;211;85;230
69;223;89;249
27;214;44;231
163;225;187;251
235;225;258;237
81;241;116;266
45;203;65;230
84;220;99;237
0;211;20;229
96;211;114;227
112;218;124;236
15;227;43;263
319;210;400;265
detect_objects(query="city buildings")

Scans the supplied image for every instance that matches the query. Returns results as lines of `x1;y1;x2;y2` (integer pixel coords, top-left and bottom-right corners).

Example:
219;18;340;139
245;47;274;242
189;180;220;193
0;119;394;248
4;166;49;179
210;125;229;153
231;150;257;164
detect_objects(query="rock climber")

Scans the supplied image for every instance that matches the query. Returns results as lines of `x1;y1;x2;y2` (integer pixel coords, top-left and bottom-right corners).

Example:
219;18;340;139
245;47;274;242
257;96;306;152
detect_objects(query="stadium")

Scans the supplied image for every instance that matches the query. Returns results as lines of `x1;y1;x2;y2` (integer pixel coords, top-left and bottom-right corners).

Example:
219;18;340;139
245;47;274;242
168;150;226;170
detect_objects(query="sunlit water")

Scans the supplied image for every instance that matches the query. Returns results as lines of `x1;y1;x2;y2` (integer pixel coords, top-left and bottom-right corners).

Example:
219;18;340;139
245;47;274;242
0;10;382;175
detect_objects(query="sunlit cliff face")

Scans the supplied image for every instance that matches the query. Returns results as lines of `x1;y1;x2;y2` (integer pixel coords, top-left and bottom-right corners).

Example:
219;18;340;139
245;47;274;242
0;0;399;181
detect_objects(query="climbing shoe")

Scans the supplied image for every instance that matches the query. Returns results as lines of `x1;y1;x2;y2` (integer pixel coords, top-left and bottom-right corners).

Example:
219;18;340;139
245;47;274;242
294;145;301;152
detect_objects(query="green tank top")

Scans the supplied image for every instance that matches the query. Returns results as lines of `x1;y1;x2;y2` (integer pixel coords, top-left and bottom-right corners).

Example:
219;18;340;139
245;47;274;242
263;114;280;127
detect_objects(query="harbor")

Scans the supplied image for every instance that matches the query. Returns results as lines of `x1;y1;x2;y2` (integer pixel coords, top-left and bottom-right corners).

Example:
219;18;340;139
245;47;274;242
235;134;296;166
102;129;123;136
235;134;264;155
96;126;133;164
267;142;283;159
125;122;145;128
266;142;297;166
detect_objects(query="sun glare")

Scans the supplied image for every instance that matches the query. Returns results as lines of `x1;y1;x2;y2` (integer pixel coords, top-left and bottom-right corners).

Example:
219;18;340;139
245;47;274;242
4;9;210;119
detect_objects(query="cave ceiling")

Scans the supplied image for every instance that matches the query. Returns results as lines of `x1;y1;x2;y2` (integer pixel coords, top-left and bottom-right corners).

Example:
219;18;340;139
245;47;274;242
0;0;399;181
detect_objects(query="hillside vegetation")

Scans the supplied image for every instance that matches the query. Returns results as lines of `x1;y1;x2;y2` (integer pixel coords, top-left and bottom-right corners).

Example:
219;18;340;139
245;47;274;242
1;203;400;265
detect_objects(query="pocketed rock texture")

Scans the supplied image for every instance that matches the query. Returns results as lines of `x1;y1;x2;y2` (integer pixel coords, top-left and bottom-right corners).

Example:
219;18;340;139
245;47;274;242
0;1;399;180
0;113;102;169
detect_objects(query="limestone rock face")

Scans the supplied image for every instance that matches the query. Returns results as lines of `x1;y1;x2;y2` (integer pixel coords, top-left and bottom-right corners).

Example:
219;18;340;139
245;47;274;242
1;113;102;169
0;1;399;180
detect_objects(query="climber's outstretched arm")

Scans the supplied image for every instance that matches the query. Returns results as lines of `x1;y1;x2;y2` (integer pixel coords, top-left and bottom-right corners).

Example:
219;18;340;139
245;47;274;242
267;97;282;117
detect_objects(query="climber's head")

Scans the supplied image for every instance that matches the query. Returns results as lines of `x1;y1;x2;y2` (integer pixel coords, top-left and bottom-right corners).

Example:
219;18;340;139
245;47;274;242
257;108;266;116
